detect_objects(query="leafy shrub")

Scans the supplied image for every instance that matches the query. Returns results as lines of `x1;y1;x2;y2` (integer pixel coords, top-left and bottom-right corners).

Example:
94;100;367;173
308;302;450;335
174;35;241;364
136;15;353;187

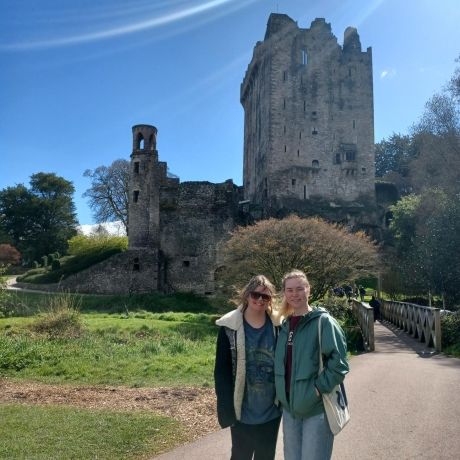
0;244;21;265
33;261;40;268
441;311;460;348
41;255;48;268
68;234;128;256
30;293;84;339
48;253;55;262
51;259;61;271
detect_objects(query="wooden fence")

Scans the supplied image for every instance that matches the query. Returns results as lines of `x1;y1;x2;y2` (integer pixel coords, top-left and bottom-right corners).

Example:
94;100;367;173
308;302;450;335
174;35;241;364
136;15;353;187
381;300;442;351
351;299;375;351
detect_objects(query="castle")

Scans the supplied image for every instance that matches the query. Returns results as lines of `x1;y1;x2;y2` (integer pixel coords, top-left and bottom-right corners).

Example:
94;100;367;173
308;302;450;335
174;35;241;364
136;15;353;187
58;14;390;295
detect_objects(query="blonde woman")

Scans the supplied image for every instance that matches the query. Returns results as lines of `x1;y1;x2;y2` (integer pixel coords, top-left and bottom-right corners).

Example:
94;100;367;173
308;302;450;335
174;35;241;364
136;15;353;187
275;270;349;460
214;275;281;460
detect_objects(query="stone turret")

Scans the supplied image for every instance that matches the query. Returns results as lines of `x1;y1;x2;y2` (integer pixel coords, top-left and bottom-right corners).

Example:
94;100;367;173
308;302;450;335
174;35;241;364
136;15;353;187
128;124;162;249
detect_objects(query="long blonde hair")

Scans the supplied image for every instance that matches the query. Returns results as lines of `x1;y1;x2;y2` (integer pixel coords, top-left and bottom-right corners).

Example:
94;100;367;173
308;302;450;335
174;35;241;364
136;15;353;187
237;275;276;314
279;270;310;318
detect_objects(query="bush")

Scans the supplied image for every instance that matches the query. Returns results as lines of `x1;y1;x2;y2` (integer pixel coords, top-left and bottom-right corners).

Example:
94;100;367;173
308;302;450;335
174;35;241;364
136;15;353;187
441;311;460;348
33;261;40;268
0;244;21;265
30;294;83;339
68;234;128;257
51;259;61;271
41;255;48;268
48;253;55;262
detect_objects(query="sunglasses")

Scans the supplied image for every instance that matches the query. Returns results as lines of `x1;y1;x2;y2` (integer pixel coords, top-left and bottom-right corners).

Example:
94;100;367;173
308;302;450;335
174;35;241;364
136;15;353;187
249;291;272;302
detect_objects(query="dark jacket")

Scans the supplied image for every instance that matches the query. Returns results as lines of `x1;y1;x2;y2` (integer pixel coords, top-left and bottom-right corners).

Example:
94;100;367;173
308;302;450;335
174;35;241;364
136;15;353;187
214;307;280;428
274;308;349;419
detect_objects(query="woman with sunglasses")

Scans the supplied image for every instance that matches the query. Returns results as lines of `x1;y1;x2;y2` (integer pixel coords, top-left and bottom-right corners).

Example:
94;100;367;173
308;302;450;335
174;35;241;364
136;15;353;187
275;270;349;460
214;275;281;460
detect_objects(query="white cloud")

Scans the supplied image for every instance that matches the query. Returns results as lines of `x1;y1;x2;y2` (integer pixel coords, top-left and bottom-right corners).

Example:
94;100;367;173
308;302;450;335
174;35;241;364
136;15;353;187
78;221;126;236
380;68;397;79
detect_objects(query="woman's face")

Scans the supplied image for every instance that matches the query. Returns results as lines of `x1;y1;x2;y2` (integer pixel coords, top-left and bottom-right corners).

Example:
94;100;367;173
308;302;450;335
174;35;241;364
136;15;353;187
284;277;310;311
246;285;272;314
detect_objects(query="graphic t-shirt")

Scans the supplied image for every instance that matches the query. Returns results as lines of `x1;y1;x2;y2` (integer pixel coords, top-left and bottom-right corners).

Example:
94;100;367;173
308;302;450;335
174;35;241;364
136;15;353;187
240;316;281;424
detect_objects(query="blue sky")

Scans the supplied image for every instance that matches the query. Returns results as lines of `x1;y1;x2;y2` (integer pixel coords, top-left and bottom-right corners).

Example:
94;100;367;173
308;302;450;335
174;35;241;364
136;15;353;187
1;0;459;225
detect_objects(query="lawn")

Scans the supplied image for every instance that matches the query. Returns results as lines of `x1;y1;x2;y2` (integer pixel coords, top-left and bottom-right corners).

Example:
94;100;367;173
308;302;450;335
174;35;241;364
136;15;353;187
0;404;186;459
0;311;218;387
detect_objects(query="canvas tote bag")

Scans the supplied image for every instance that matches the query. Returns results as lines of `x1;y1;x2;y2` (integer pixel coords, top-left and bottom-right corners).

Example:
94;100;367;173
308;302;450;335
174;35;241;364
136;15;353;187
318;314;350;435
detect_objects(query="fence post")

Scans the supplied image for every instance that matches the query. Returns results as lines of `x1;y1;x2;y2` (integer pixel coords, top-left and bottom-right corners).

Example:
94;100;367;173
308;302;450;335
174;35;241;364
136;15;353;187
434;309;442;352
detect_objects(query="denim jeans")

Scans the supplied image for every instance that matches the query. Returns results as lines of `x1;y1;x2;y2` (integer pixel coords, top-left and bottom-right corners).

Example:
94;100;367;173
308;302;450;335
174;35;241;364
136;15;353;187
282;410;334;460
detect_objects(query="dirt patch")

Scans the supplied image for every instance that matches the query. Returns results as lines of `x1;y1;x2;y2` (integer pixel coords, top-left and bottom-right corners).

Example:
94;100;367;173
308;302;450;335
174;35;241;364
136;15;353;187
0;378;219;441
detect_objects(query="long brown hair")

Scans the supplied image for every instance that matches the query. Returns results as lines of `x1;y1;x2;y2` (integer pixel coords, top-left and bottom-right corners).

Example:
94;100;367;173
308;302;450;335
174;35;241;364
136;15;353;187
279;270;310;317
237;275;276;314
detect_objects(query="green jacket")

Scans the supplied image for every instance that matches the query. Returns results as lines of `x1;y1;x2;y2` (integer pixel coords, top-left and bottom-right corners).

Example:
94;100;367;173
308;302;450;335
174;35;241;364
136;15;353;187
274;308;349;419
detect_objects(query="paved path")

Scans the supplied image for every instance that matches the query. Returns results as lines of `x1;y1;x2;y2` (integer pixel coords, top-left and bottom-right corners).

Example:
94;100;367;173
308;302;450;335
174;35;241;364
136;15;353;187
153;322;460;459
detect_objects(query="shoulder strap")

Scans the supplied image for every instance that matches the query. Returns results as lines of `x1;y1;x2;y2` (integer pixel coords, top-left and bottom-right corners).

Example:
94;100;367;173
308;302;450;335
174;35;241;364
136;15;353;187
318;314;324;373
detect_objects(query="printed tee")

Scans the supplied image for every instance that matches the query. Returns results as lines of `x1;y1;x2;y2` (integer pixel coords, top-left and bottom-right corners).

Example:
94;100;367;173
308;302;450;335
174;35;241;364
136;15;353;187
240;316;281;424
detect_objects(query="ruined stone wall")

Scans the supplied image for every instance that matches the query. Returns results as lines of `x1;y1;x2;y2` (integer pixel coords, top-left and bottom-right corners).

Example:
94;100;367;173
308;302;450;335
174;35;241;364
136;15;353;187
159;180;243;294
25;249;160;294
241;14;375;208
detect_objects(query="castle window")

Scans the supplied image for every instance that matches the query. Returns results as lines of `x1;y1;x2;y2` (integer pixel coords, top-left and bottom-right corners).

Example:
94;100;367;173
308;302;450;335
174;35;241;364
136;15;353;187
312;128;318;135
133;257;140;272
353;120;356;129
335;153;341;164
297;149;300;157
311;111;317;118
362;167;366;173
304;101;306;112
299;132;302;139
264;178;268;187
301;49;308;66
284;145;287;152
303;185;307;199
283;71;286;81
183;260;190;267
284;125;286;135
136;133;144;150
264;189;268;198
283;99;286;109
291;179;296;187
312;160;319;168
134;162;140;174
345;151;356;161
133;190;139;203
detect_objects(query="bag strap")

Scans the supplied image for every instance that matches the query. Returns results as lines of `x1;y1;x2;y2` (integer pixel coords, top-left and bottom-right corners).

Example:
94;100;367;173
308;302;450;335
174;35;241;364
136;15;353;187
318;314;324;373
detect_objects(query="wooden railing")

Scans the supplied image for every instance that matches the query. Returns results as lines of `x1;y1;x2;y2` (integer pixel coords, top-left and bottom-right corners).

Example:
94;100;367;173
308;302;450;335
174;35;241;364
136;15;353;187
351;299;375;351
381;300;442;351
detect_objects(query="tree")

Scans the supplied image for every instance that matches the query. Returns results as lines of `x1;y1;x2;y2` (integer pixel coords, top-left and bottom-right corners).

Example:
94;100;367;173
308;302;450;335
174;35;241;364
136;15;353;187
83;159;129;234
389;189;460;304
0;173;78;263
375;133;418;179
0;244;21;266
222;216;378;301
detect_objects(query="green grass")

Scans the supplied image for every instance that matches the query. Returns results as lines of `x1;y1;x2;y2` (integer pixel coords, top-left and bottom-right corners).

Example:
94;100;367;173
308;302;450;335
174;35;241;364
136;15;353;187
0;404;186;459
0;312;218;387
1;290;228;317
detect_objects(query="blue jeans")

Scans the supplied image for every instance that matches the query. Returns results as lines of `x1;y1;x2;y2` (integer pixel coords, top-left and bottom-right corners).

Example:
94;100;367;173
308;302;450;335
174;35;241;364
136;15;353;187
282;410;334;460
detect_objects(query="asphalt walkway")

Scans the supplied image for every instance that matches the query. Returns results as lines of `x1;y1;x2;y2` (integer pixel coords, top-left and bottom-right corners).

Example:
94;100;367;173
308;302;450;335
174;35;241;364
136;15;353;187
153;322;460;459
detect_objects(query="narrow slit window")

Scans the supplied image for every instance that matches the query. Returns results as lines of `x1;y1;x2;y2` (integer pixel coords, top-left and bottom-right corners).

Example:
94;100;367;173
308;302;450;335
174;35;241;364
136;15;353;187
303;185;307;199
133;257;140;272
133;190;139;203
353;120;356;129
134;162;140;174
302;49;308;65
183;260;190;267
291;179;296;187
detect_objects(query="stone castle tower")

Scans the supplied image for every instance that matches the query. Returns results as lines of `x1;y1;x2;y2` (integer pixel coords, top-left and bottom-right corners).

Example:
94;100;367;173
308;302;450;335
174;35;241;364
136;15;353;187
241;14;375;211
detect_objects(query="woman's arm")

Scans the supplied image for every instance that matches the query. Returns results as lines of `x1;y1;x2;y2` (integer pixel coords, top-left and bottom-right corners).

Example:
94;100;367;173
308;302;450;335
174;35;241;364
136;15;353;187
314;316;349;394
214;326;237;428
